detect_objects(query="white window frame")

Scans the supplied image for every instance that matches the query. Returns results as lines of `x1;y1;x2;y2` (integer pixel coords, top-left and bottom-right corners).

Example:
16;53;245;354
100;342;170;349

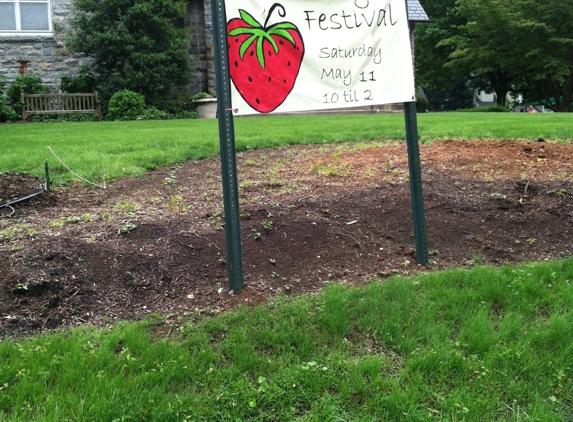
0;0;53;36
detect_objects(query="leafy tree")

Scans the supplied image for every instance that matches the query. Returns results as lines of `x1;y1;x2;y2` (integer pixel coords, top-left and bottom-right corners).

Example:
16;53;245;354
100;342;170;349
69;0;193;107
415;0;467;92
415;0;474;109
440;0;573;111
510;0;573;111
438;0;519;107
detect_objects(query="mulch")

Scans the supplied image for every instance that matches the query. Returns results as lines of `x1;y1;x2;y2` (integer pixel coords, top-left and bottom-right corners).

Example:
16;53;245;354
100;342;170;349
1;139;572;338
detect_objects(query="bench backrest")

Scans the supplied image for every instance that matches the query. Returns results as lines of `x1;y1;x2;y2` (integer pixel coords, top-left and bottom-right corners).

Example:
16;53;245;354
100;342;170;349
22;93;100;112
21;92;102;121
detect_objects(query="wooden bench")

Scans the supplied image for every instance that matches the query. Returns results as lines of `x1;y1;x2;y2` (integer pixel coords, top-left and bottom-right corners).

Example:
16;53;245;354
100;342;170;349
21;92;102;121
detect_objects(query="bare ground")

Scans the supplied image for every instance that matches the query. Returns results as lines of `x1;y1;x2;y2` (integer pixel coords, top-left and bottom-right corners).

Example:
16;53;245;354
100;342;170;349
1;139;573;338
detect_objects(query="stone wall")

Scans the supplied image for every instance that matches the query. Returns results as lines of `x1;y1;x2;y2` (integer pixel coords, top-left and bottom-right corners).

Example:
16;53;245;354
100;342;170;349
185;0;215;95
0;0;87;92
202;0;216;94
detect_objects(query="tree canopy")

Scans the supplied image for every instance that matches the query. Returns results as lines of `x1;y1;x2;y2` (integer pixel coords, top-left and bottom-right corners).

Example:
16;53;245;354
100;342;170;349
69;0;193;107
414;0;475;110
415;0;573;111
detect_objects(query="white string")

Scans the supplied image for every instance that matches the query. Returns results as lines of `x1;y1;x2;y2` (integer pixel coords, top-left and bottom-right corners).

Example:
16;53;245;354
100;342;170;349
47;147;107;189
0;205;15;218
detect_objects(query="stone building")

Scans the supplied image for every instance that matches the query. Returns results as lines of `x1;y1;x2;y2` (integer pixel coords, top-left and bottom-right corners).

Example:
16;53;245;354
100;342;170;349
0;0;427;95
0;0;84;90
0;0;214;93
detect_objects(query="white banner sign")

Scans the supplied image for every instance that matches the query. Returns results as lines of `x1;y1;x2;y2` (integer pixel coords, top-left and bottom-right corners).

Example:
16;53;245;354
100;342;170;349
224;0;415;115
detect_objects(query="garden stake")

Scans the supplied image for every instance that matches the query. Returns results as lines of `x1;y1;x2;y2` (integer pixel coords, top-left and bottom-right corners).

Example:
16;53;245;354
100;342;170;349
44;160;51;191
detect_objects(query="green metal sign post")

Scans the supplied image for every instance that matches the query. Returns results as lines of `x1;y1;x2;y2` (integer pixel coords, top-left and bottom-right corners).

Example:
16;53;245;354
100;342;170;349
209;0;428;294
211;0;244;294
404;101;429;265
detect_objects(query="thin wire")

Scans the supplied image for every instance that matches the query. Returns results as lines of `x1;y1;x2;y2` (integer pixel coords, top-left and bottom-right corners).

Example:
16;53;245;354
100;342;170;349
0;205;15;218
47;146;106;189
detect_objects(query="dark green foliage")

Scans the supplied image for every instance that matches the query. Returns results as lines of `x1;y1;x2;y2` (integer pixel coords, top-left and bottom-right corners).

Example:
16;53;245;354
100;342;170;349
417;0;573;112
0;76;18;122
439;0;517;107
457;105;510;113
152;94;196;115
6;75;49;115
29;114;100;123
415;96;429;113
107;90;145;121
0;103;17;123
508;0;573;111
136;106;196;120
60;66;97;93
415;0;499;108
69;0;193;108
138;106;169;120
424;78;475;111
415;0;468;92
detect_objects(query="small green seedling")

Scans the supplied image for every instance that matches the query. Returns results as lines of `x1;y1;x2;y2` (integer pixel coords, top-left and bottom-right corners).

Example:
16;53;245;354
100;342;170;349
118;223;137;234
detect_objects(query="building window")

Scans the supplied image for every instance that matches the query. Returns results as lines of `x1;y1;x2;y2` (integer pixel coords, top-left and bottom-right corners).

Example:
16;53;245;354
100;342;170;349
0;0;52;34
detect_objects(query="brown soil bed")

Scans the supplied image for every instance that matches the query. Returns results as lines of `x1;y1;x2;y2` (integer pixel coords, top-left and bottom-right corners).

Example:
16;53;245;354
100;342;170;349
2;139;573;338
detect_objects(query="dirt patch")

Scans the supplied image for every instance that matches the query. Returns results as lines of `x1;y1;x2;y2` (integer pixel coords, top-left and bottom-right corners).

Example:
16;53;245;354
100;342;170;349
2;139;573;338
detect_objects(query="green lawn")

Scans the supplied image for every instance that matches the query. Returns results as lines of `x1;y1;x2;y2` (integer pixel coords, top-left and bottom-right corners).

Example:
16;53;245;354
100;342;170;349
1;259;572;421
1;112;571;185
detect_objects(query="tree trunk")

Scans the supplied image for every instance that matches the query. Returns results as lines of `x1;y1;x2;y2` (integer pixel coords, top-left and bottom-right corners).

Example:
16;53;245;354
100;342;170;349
496;89;508;106
528;75;573;112
487;70;512;107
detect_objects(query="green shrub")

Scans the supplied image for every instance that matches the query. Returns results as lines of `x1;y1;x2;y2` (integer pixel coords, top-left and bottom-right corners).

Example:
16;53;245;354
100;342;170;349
0;76;19;122
457;105;510;112
168;110;197;120
192;91;217;100
6;75;49;115
107;90;145;121
60;66;97;93
178;94;196;110
138;106;197;120
152;94;196;115
138;106;169;120
29;114;99;123
0;104;18;122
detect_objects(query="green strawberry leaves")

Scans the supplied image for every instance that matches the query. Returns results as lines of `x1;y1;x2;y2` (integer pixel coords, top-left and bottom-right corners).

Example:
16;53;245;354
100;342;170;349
229;9;298;69
238;9;261;28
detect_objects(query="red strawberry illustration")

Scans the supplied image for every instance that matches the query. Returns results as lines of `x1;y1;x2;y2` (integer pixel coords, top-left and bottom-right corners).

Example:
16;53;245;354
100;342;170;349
227;3;304;113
